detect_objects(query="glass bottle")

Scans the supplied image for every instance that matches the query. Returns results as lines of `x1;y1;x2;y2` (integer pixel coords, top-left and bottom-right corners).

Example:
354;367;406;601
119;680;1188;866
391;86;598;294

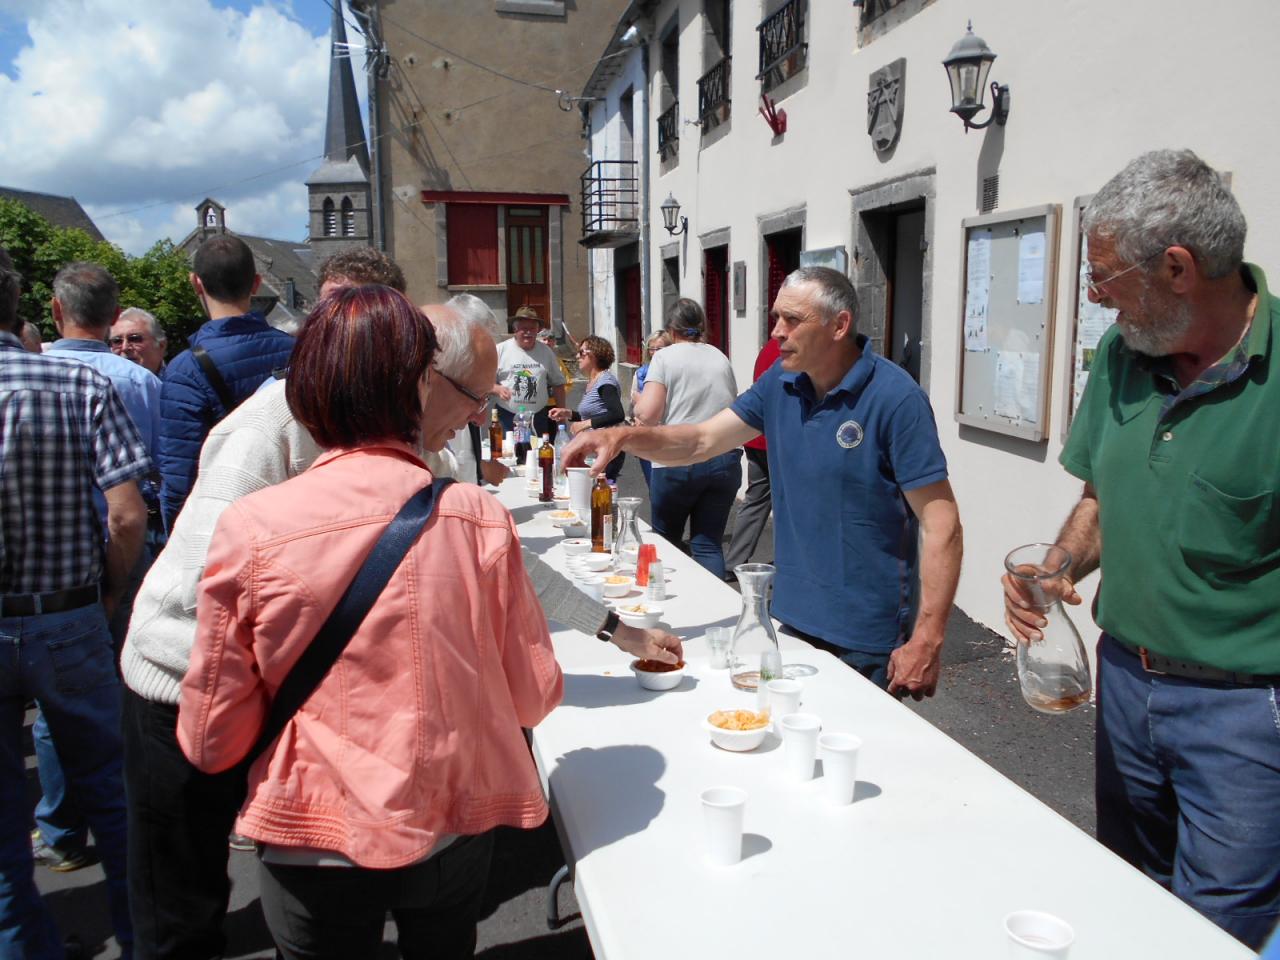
1004;543;1092;714
538;434;554;502
553;423;571;496
488;408;503;463
612;497;643;568
590;476;612;553
729;563;782;691
513;406;531;467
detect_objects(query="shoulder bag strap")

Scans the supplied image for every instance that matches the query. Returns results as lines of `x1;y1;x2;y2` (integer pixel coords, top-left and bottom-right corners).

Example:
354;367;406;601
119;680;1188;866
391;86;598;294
241;476;455;770
190;344;238;414
467;422;484;484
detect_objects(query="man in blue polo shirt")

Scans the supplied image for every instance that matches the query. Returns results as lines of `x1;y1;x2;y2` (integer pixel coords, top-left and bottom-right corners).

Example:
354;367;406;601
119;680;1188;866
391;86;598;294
564;267;962;698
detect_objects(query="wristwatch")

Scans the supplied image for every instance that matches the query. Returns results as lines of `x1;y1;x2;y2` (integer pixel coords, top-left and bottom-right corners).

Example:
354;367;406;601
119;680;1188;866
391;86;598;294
596;609;621;643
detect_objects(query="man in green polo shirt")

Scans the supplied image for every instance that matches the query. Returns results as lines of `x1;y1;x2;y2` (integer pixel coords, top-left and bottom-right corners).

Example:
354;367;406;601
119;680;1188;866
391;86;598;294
1002;149;1280;949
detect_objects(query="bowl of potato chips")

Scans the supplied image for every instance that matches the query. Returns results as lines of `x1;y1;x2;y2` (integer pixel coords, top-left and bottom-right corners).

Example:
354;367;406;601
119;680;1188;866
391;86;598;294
703;709;771;752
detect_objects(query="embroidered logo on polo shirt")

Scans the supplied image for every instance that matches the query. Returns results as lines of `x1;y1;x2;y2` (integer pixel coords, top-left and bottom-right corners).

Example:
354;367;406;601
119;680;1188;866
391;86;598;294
836;420;864;449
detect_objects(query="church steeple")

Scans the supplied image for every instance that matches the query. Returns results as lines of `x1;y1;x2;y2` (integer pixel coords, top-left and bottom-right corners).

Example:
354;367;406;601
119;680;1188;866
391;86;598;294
325;0;370;171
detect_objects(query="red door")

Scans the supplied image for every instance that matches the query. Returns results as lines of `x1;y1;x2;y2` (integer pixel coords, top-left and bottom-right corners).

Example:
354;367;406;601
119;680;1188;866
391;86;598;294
619;264;642;364
703;246;729;354
765;228;802;335
506;206;549;318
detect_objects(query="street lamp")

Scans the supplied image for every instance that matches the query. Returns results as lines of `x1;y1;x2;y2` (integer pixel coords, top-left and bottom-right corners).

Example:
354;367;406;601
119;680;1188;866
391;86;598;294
660;193;688;236
942;22;1010;132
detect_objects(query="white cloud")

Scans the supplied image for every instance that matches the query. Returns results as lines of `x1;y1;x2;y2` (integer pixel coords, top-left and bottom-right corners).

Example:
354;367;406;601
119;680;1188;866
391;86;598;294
0;0;352;255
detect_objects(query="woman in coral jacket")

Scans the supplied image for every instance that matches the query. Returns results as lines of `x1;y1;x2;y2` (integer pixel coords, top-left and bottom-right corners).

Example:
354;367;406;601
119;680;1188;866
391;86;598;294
177;285;563;960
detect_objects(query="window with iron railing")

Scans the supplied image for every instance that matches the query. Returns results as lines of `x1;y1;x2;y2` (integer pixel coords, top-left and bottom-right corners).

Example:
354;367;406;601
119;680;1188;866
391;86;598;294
858;0;934;44
697;56;731;129
657;102;680;159
861;0;908;24
757;0;806;93
580;160;640;235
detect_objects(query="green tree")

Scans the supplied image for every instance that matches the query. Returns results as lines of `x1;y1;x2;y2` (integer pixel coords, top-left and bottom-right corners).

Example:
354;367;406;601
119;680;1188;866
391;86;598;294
0;197;202;353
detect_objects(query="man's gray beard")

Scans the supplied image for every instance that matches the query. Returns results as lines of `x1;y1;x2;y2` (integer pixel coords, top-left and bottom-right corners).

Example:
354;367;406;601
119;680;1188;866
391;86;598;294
1116;294;1195;357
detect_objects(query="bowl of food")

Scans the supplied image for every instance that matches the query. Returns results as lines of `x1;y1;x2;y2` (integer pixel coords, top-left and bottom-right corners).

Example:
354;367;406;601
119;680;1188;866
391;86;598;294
602;574;634;597
579;553;612;573
630;659;685;691
562;538;592;556
547;509;580;527
704;709;771;752
616;602;663;629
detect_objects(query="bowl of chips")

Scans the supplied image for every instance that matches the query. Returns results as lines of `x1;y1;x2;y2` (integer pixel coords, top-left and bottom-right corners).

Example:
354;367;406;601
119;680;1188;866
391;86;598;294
616;602;662;629
703;709;771;752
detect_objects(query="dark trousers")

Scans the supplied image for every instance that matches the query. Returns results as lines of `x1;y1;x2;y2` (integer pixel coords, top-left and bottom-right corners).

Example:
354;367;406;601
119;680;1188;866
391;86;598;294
724;446;772;572
648;451;743;579
780;623;895;690
122;689;247;960
258;831;495;960
1095;634;1280;948
496;406;554;439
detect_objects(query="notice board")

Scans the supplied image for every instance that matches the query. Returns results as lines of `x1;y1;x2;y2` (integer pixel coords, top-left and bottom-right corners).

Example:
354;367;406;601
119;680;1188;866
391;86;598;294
954;203;1061;442
1058;194;1118;442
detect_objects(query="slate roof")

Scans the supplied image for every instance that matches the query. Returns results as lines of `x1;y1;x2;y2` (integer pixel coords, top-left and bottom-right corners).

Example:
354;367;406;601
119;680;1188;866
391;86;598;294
0;186;106;242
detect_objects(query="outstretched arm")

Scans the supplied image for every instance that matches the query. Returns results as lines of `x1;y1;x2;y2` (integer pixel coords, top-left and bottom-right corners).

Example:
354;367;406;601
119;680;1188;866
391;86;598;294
561;408;759;476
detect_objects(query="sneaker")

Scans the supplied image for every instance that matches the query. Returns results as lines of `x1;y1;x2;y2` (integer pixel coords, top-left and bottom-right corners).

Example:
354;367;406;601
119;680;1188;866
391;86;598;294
31;830;90;872
228;832;257;852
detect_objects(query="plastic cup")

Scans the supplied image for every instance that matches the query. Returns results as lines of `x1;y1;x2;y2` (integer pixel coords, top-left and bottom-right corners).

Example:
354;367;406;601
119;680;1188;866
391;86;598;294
706;627;732;670
700;786;746;866
567;467;593;517
766;678;803;727
503;432;514;458
524;450;538;481
1004;911;1074;959
818;732;862;805
577;575;605;602
779;713;821;781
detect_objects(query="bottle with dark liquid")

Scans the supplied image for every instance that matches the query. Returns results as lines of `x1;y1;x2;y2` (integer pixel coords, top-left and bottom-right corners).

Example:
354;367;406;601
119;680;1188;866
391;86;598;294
590;476;612;553
488;408;503;462
538;434;554;502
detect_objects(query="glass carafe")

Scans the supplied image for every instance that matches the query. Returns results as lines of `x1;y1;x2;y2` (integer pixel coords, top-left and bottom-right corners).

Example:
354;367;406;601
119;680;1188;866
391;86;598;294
729;563;782;690
1004;543;1092;714
611;497;643;568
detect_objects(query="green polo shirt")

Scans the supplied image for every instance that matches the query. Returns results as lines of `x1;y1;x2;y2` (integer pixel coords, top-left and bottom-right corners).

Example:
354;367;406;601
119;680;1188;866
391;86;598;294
1060;263;1280;674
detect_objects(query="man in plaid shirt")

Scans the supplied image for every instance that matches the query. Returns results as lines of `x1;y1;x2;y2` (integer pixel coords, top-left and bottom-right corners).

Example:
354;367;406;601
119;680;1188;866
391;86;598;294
0;245;149;958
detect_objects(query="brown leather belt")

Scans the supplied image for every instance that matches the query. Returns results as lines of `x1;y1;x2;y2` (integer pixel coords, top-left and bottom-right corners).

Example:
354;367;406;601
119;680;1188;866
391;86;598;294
0;585;100;617
1123;641;1280;687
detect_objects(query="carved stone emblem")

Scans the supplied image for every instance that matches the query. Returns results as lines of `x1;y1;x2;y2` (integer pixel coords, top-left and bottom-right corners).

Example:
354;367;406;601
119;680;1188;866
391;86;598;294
867;58;906;153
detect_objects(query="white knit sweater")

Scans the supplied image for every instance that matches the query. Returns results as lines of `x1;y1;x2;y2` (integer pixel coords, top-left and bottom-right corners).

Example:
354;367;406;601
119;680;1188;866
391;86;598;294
121;379;606;706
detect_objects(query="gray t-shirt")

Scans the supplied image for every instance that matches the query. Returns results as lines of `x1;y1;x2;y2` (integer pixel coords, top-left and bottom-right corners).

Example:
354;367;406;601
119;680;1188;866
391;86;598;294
644;342;738;468
495;338;566;413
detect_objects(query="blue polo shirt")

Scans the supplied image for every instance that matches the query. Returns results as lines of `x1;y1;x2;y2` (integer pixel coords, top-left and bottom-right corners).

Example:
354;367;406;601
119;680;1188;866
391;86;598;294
731;344;948;653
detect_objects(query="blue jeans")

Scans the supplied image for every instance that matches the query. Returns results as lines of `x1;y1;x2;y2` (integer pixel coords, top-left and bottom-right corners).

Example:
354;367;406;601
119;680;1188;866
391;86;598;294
780;623;896;691
1096;633;1280;948
0;605;133;959
648;451;743;579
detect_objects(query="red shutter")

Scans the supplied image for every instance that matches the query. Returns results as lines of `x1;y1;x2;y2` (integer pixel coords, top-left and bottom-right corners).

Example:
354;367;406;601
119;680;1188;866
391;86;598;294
765;230;802;334
703;247;729;354
446;204;499;285
621;265;643;364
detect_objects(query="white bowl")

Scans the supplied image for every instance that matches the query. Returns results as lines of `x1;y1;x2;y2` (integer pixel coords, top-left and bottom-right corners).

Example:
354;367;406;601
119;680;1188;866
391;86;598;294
615;602;663;629
601;575;633;598
562;538;592;556
547;509;580;526
630;660;685;690
579;553;612;573
703;711;770;752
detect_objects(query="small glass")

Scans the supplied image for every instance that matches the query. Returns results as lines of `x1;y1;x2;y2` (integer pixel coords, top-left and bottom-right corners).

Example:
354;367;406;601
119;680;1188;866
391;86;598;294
1004;543;1092;714
706;627;732;669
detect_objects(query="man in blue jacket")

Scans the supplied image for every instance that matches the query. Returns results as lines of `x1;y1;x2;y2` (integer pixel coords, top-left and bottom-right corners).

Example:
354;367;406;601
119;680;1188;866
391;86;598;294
157;235;294;530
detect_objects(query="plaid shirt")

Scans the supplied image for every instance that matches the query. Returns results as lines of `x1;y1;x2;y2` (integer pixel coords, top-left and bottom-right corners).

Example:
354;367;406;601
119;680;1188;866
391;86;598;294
0;331;151;594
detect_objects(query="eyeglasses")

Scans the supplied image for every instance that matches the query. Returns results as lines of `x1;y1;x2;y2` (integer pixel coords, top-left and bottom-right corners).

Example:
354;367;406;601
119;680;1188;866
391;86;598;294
109;333;150;346
1085;250;1164;297
435;366;492;411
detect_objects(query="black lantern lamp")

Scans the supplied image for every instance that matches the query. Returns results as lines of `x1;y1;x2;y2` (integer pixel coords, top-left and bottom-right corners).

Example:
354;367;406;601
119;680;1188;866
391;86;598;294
660;193;688;236
942;22;1010;132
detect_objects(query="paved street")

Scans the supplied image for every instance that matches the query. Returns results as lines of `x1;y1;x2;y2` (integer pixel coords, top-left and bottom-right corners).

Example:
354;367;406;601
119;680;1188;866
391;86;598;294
31;446;1094;959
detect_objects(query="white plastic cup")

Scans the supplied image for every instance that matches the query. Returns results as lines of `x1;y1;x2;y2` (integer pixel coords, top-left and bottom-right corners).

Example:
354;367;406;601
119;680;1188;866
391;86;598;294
524;450;538;482
578;575;605;602
779;712;821;781
706;627;732;670
503;431;514;458
1004;911;1074;959
700;786;746;866
766;678;803;727
818;732;862;805
567;467;593;517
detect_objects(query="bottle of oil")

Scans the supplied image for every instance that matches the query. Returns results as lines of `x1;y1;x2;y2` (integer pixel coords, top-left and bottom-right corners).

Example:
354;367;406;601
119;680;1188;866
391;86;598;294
590;475;612;553
538;434;554;502
488;408;503;462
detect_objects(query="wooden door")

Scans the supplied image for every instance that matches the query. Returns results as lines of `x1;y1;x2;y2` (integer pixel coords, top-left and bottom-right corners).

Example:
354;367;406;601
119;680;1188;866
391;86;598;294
703;245;729;354
620;264;642;364
506;206;549;318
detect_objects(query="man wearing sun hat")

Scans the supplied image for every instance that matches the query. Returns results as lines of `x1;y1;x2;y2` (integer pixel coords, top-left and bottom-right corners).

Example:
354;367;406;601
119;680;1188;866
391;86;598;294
494;304;567;436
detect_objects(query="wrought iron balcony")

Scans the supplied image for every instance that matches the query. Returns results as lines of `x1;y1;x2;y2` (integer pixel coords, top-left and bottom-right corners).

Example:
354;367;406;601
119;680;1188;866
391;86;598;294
580;159;639;249
697;56;731;130
861;0;909;26
657;101;680;160
757;0;807;92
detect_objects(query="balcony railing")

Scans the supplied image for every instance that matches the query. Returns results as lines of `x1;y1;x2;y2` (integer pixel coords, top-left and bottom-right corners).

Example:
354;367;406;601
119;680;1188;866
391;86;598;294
757;0;807;92
580;159;639;243
657;101;680;160
697;56;731;129
861;0;909;26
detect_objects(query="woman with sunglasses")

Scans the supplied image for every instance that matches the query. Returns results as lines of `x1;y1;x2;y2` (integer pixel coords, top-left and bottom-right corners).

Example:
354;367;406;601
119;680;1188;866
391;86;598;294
549;334;627;481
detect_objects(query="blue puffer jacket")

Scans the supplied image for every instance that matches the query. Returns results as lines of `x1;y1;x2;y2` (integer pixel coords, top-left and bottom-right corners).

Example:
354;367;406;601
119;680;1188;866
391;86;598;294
158;312;294;530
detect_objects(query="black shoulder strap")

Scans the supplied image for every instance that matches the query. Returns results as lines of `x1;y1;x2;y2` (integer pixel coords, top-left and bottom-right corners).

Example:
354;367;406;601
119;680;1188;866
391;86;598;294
241;476;455;770
190;345;238;415
467;422;484;485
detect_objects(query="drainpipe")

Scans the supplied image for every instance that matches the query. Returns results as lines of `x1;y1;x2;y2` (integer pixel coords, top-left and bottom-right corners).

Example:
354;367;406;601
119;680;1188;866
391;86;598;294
638;30;652;339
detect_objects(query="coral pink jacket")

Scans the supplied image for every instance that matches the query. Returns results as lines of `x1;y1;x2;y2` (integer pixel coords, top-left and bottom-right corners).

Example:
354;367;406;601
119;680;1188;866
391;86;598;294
178;444;563;868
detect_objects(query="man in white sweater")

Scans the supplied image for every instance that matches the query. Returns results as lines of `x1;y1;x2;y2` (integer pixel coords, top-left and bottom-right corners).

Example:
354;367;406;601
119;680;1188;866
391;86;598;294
121;296;680;958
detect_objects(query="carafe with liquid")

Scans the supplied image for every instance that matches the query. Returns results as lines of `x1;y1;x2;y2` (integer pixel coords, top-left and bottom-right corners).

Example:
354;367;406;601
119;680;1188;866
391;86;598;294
729;563;782;691
1004;543;1092;714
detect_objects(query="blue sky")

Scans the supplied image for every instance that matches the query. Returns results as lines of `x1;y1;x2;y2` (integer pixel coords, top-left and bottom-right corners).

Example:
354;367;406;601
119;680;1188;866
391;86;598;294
0;1;357;253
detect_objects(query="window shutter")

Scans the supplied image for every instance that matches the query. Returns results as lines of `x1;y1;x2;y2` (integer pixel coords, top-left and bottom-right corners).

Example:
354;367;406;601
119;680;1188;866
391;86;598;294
447;204;500;285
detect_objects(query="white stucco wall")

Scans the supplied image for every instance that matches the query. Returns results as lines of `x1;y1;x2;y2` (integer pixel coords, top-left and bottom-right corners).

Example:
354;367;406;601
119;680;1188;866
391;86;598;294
587;0;1280;646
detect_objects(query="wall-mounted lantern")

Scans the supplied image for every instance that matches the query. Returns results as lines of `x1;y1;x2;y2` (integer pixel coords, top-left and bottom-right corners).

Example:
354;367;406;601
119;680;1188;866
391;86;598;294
942;22;1010;132
660;193;688;236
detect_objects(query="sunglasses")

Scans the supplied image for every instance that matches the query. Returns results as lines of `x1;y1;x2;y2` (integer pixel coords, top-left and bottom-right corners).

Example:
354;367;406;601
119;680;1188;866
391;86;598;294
108;333;151;346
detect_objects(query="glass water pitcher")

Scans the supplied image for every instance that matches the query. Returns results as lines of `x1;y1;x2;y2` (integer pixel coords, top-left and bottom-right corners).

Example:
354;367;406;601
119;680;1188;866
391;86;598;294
611;497;644;568
729;563;782;691
1004;543;1092;714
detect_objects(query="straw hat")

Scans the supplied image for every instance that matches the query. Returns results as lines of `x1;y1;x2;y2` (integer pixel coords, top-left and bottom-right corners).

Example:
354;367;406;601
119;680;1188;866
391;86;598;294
509;305;550;332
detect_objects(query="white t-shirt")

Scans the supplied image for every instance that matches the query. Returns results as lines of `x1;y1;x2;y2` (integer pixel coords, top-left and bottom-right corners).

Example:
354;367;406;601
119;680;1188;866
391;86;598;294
495;338;566;414
644;341;739;468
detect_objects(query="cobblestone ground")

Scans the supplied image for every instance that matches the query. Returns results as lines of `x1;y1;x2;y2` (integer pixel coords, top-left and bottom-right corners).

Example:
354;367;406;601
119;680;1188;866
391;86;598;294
31;408;1093;958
